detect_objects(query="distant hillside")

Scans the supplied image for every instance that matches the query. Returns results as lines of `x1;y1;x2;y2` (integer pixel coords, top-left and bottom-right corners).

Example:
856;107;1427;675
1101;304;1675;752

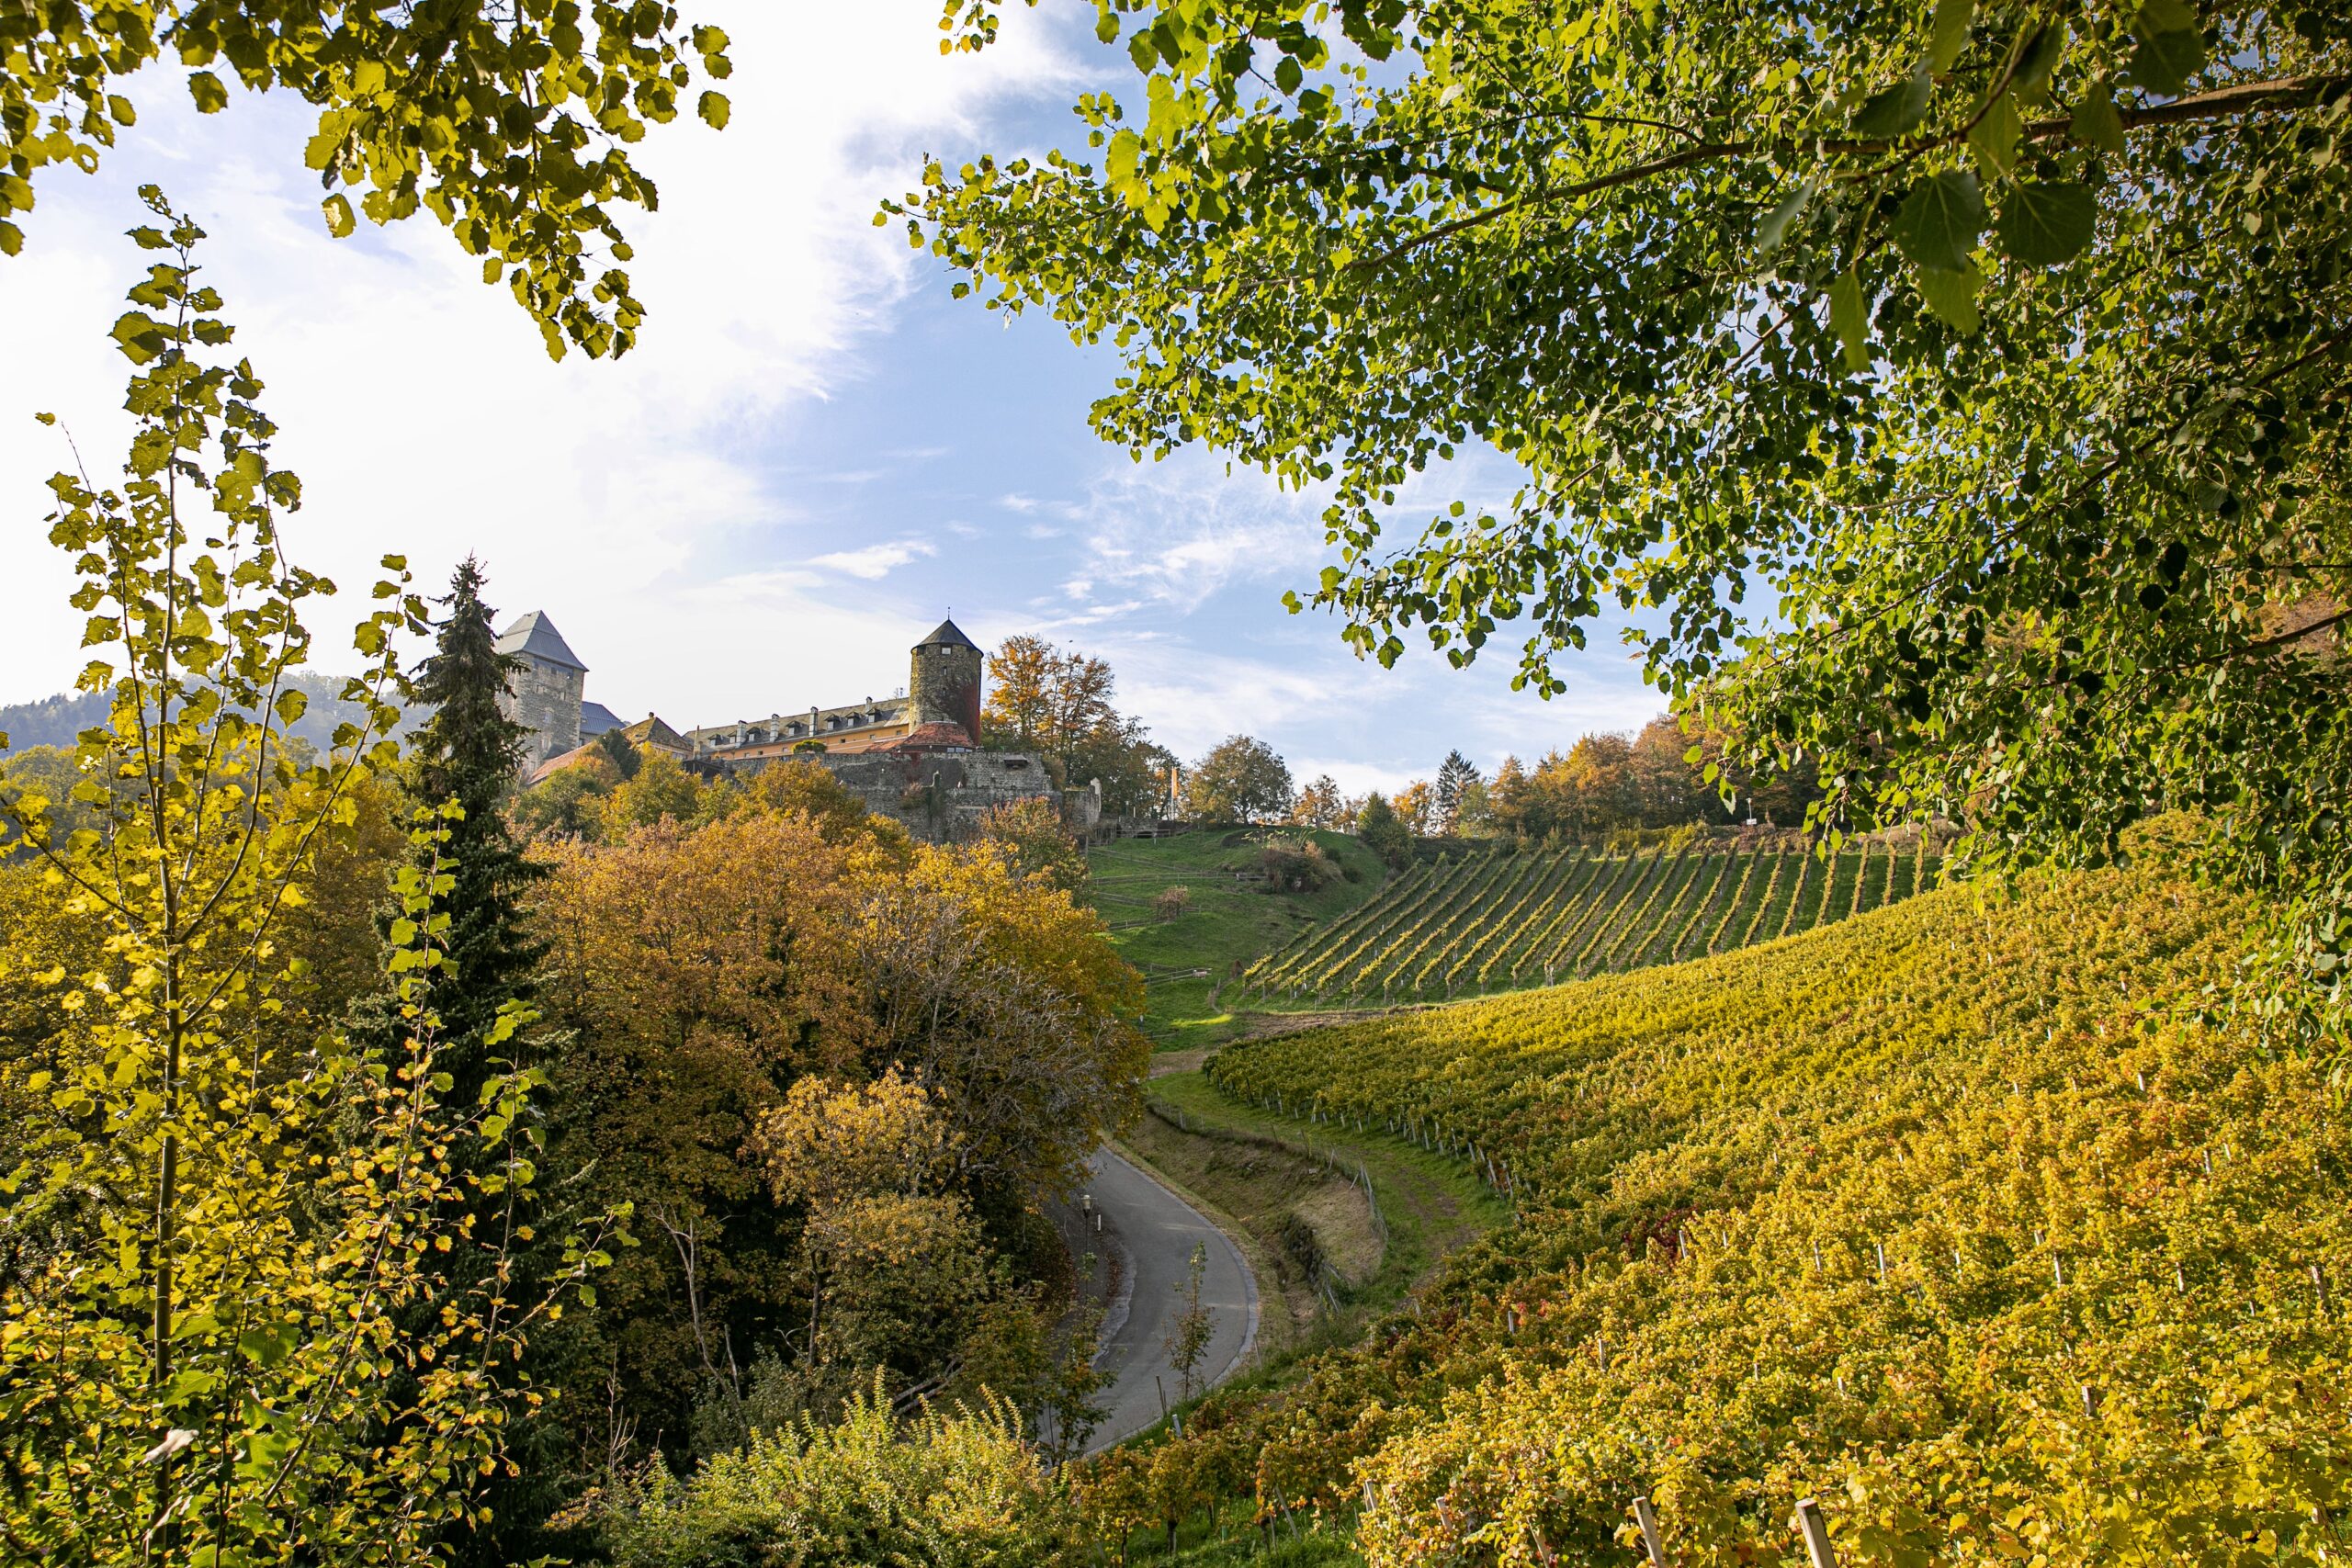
0;672;422;757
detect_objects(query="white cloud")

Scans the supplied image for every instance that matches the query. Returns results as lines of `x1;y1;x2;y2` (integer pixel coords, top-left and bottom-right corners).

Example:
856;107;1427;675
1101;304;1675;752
0;5;1081;720
809;538;938;581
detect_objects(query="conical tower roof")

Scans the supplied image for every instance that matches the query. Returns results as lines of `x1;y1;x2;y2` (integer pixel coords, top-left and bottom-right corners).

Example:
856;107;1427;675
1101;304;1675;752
917;617;979;651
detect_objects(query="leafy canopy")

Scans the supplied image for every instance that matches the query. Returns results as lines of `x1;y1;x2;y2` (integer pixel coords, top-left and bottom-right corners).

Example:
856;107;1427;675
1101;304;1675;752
910;0;2352;1026
0;0;733;358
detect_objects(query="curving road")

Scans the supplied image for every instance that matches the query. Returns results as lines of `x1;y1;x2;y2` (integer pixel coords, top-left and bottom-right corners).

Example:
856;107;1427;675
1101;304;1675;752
1078;1148;1258;1454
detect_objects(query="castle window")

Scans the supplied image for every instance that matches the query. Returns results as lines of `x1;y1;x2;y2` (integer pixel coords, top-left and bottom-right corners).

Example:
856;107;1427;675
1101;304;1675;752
1005;759;1029;771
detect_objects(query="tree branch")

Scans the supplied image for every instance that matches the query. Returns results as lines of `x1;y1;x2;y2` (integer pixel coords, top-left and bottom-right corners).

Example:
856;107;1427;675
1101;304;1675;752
1348;74;2352;273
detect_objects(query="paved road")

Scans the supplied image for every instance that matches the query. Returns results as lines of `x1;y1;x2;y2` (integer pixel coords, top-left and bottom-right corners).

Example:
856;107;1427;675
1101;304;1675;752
1079;1148;1258;1453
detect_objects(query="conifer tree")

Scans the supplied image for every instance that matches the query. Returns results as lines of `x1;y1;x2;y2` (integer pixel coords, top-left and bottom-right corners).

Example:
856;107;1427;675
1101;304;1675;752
401;556;547;1110
382;558;577;1567
1434;751;1481;835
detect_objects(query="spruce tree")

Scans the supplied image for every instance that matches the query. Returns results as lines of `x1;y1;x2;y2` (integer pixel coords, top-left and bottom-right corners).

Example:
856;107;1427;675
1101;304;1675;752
379;558;575;1566
403;555;545;1108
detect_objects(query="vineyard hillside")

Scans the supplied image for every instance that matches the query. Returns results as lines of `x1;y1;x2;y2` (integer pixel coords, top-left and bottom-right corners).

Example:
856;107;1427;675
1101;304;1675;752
1237;838;1939;1008
1110;850;2348;1568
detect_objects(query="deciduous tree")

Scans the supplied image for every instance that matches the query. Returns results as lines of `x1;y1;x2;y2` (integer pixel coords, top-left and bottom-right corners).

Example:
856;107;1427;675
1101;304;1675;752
1182;735;1294;824
915;0;2352;1023
0;196;604;1563
2;1;734;358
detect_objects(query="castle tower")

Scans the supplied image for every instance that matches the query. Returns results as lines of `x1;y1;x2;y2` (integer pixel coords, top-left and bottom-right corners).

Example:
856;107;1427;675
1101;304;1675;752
909;618;983;743
493;610;588;767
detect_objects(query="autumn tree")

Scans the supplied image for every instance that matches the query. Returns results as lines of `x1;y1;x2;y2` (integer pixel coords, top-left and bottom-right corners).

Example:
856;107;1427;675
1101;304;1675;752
1289;773;1344;829
976;795;1089;897
1182;735;1294;824
980;635;1166;815
2;2;734;358
1162;1243;1216;1403
533;811;872;1432
605;748;701;832
853;840;1149;1203
919;0;2352;1022
754;1070;989;1393
746;757;911;852
1391;780;1436;838
0;197;605;1563
513;759;618;840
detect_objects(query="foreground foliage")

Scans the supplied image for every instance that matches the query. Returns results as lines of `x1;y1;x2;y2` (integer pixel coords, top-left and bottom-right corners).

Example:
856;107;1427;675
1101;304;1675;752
1;0;733;357
919;0;2352;1026
574;1378;1084;1568
1106;847;2348;1564
0;194;603;1563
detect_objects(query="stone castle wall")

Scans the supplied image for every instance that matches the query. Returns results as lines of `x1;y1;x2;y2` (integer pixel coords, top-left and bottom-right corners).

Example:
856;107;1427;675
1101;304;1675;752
705;746;1064;840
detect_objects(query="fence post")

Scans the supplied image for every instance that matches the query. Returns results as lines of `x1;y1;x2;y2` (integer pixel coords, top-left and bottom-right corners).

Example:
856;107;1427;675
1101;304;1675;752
1793;1498;1838;1568
1633;1495;1669;1568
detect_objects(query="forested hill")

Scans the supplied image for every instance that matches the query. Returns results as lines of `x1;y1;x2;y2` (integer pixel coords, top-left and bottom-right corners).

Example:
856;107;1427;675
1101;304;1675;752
0;672;417;756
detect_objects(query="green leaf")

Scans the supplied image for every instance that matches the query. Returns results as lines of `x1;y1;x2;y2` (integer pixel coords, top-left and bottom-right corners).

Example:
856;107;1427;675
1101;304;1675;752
1915;263;1984;332
1928;0;1974;73
107;95;137;127
1275;56;1304;96
1852;70;1932;138
1890;170;1985;273
322;194;356;239
1095;10;1121;43
2139;0;2198;29
0;220;18;258
2013;23;2067;104
1996;181;2097;265
1757;180;1816;254
1968;89;2022;177
1830;270;1871;372
2130;22;2206;93
108;310;168;365
187;71;230;114
2070;82;2126;153
697;91;730;130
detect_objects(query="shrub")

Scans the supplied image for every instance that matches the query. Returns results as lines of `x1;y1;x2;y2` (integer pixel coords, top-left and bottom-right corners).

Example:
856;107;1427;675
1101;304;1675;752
1155;885;1193;920
577;1378;1083;1568
1260;840;1339;894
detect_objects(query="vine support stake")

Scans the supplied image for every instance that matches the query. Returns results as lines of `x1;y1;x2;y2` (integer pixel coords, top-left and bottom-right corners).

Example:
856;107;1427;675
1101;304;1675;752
1793;1498;1838;1568
1634;1495;1669;1568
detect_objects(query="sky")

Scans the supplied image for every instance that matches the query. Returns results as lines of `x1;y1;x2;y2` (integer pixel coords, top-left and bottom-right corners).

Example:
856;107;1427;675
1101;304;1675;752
0;5;1665;795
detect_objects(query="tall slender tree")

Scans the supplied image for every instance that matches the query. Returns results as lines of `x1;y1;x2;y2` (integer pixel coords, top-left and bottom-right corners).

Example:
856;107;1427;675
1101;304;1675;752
1433;751;1482;834
400;557;547;1109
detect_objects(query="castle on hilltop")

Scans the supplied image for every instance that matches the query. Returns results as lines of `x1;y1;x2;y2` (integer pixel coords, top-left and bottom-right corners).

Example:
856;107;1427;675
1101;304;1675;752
492;612;1092;840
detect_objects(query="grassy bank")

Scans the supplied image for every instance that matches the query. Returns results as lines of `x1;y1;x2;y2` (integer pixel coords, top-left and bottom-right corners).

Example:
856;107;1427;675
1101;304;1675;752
1089;829;1388;1047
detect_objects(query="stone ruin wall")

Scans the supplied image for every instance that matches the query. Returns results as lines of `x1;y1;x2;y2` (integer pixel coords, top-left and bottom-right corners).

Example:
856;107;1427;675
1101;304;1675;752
703;747;1096;842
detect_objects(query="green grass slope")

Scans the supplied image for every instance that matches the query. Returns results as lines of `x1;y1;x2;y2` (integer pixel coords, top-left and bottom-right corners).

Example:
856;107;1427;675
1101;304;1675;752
1088;829;1389;1045
1105;855;2346;1567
